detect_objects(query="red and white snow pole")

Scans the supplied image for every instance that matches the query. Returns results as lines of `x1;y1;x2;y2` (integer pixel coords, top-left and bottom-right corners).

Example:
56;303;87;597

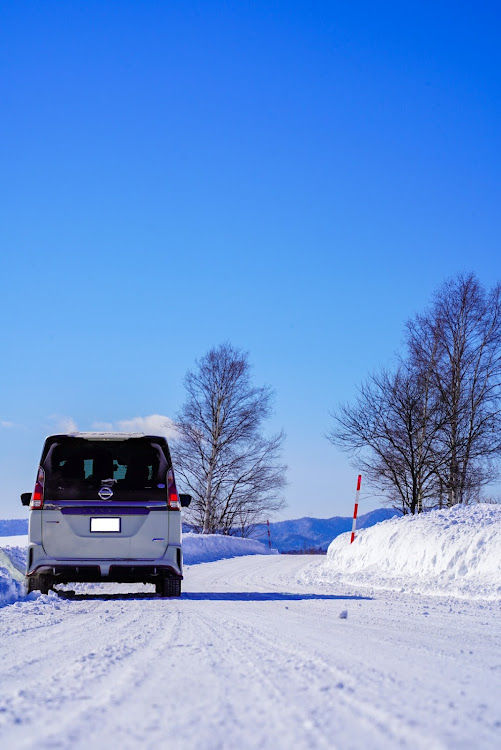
266;519;272;550
350;475;362;544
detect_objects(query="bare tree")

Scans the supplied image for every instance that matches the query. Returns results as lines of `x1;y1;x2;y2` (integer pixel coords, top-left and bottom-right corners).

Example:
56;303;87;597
174;343;287;534
407;273;501;506
328;273;501;512
328;365;444;514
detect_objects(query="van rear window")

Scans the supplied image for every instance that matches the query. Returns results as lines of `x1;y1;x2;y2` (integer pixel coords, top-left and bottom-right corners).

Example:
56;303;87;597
43;438;170;502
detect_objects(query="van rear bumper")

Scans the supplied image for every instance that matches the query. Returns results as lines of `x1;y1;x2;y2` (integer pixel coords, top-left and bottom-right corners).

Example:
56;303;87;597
27;562;182;584
27;541;183;580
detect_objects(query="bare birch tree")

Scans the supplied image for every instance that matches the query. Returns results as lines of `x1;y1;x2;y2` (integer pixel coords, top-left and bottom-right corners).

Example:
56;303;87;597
328;365;444;514
328;273;501;512
407;273;501;506
174;343;287;534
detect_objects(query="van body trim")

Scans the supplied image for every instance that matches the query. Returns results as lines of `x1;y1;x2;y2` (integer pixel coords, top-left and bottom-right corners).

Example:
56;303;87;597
59;506;151;515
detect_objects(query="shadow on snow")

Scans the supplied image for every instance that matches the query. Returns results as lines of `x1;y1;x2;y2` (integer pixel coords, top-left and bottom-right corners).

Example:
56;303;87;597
182;592;372;601
55;589;372;602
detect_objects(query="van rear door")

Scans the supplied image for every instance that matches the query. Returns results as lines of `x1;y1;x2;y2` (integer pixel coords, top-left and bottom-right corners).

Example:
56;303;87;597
40;436;171;560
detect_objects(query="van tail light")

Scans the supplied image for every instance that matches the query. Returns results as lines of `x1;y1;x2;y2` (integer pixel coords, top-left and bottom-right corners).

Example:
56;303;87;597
30;467;45;510
167;469;181;510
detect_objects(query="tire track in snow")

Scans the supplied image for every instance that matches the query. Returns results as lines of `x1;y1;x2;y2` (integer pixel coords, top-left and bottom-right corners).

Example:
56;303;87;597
174;607;336;750
0;595;180;748
1;556;499;749
192;607;445;750
0;593;152;680
183;556;450;749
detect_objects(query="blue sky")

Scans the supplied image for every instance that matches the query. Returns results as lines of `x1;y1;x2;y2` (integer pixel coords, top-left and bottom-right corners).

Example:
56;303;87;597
1;1;500;520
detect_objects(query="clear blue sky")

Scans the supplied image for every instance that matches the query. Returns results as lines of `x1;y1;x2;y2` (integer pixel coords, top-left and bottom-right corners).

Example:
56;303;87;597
1;1;500;520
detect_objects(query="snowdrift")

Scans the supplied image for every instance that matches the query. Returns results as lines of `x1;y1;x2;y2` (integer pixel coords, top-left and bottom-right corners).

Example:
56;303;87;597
0;541;26;607
0;541;28;607
183;533;276;564
0;567;24;608
320;504;501;599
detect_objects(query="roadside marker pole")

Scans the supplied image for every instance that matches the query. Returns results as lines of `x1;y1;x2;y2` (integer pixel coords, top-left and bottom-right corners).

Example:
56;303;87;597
266;520;272;550
350;475;362;544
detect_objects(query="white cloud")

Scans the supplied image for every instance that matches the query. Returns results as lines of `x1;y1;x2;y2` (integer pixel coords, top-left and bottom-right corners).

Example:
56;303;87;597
50;416;79;433
91;414;178;439
0;420;16;428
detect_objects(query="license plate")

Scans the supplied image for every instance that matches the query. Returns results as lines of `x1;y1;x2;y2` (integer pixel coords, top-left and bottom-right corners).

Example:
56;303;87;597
90;517;121;533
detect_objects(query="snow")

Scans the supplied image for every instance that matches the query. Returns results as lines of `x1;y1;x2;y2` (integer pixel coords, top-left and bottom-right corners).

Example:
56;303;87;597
0;554;500;749
0;506;500;749
316;504;501;600
0;540;27;607
0;567;24;607
182;532;276;564
0;534;28;549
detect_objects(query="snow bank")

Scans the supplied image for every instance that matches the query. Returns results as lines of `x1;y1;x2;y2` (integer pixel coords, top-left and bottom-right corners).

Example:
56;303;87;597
318;504;501;599
0;567;25;607
0;540;28;607
0;534;28;545
183;533;276;564
0;535;28;551
0;540;27;577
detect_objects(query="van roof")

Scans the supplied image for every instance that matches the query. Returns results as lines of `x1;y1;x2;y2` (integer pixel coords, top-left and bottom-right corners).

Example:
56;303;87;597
46;432;166;440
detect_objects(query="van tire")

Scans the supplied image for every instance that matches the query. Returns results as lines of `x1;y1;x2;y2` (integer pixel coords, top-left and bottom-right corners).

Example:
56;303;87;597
26;574;53;595
156;575;181;598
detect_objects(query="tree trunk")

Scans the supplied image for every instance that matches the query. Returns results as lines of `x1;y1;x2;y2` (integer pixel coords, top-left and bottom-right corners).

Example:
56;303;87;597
202;430;220;533
202;460;215;533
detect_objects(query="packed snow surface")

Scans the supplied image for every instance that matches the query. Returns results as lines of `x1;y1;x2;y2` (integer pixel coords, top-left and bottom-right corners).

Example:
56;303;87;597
0;555;500;749
319;504;501;599
0;507;500;749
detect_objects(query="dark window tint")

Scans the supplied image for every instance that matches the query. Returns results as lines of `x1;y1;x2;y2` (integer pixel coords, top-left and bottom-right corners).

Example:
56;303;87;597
43;438;170;502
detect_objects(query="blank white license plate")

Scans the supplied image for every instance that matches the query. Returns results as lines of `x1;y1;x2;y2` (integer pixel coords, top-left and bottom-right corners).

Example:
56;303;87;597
90;518;121;533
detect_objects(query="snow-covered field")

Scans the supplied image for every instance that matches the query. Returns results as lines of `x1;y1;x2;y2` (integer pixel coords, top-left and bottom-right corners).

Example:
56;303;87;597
1;506;500;749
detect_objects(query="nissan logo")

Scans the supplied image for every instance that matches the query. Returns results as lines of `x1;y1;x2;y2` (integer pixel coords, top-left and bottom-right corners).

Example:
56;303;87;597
98;486;114;500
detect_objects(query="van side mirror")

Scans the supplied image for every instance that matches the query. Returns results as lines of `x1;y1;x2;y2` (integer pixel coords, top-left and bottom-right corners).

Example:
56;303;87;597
21;493;32;506
179;494;192;508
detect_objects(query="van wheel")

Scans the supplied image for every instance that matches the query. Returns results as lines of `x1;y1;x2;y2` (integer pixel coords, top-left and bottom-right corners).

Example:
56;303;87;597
156;576;181;598
26;574;53;595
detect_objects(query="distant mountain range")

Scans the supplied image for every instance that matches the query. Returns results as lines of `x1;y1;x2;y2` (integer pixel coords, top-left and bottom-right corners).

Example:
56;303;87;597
249;508;399;552
184;508;399;552
1;508;398;553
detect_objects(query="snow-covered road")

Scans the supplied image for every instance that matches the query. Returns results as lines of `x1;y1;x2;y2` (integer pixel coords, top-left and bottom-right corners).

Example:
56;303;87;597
1;554;500;750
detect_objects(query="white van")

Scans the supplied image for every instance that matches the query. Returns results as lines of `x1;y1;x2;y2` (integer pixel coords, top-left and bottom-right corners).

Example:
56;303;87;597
21;433;191;597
